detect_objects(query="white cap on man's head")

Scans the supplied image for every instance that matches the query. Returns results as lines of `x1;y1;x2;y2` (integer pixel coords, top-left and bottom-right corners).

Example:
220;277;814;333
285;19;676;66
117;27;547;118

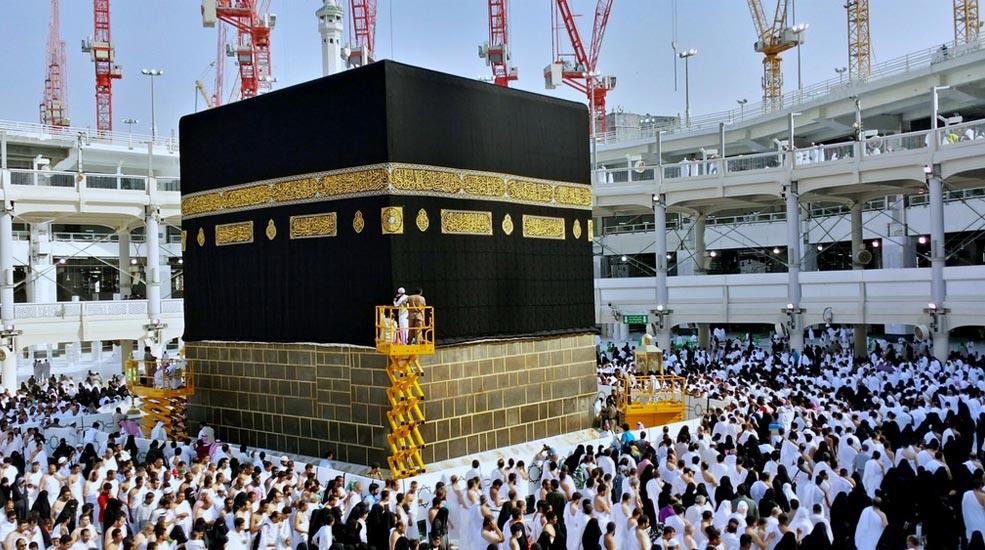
397;287;405;294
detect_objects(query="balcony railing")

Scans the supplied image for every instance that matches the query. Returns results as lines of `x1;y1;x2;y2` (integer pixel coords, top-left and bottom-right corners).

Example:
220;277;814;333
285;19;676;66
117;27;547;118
595;36;985;144
6;169;179;192
12;298;183;320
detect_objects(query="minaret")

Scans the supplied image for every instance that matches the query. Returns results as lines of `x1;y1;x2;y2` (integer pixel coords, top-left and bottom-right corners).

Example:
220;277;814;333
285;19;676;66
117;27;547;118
316;0;345;76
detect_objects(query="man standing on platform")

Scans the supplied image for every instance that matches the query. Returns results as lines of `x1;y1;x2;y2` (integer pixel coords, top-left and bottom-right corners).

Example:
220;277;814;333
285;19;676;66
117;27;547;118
407;289;427;344
393;288;409;344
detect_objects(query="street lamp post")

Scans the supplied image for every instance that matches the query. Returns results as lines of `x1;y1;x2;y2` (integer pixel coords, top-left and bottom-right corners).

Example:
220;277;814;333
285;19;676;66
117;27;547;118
835;67;847;84
737;99;748;121
679;48;697;127
140;69;164;141
122;118;138;150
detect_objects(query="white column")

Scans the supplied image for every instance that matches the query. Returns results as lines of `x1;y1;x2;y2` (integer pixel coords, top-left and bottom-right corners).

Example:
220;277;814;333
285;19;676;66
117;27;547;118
786;184;804;352
850;202;868;356
0;205;16;391
118;230;131;299
27;223;56;303
692;213;710;348
145;207;161;321
928;174;949;360
693;215;707;275
653;196;671;351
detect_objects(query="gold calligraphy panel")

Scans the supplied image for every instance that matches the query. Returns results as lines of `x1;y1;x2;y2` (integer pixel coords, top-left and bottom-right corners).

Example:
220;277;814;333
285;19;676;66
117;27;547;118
181;163;593;219
289;213;337;239
522;215;565;240
215;221;254;246
440;209;493;236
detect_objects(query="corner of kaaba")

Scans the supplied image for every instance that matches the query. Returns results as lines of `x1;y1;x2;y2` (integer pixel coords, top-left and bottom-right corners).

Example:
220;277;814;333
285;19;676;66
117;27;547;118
181;60;598;471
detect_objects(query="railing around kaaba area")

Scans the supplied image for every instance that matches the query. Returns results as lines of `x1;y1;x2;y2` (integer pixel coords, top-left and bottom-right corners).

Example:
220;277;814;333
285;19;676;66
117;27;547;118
375;305;435;355
375;305;434;480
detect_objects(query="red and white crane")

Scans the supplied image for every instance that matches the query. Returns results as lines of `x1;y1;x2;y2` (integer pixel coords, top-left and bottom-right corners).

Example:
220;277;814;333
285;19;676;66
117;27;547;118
479;0;518;86
544;0;615;132
82;0;123;132
345;0;376;67
39;0;69;127
202;0;276;101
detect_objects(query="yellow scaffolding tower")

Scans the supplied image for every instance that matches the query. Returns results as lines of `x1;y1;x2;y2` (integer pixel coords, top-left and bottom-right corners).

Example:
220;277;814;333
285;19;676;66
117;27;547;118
375;305;434;479
124;356;196;441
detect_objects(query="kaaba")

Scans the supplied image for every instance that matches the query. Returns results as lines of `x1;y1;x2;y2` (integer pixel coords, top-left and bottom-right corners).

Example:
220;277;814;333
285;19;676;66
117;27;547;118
182;61;598;466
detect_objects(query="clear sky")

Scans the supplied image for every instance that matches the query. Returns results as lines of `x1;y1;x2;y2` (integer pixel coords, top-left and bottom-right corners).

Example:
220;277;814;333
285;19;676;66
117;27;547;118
1;0;954;136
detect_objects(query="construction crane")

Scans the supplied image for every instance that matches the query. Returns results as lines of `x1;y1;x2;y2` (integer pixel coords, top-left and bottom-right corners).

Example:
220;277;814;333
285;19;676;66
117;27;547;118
345;0;376;67
846;0;871;81
746;0;805;111
954;0;981;45
544;0;616;132
195;80;215;109
202;0;276;100
81;0;123;133
479;0;518;86
39;0;69;127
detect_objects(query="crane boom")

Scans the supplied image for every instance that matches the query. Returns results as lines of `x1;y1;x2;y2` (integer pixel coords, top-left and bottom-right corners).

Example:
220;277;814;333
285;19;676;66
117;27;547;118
546;0;615;131
747;0;767;41
955;0;981;44
588;0;613;73
202;0;275;101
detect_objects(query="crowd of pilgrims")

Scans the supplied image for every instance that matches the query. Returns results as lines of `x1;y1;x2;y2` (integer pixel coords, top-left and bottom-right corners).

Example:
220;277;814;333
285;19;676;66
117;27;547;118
2;334;985;550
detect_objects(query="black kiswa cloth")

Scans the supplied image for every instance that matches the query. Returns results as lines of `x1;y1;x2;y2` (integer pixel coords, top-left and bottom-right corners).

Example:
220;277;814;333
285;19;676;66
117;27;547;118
180;60;589;193
180;60;594;346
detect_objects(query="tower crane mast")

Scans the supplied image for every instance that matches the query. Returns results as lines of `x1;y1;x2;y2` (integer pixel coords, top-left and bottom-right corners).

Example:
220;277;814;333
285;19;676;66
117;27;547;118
346;0;376;67
846;0;871;80
479;0;518;86
544;0;615;132
82;0;123;132
202;0;276;101
954;0;981;44
746;0;804;111
40;0;69;127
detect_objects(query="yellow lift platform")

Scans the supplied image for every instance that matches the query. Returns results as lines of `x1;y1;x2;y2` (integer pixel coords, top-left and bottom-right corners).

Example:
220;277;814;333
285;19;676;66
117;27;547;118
124;356;196;441
375;305;434;479
616;374;687;427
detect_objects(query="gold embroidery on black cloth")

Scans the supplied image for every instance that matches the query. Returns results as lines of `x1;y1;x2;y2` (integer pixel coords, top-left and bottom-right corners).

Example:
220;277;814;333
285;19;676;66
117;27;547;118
501;214;514;236
290;213;337;239
440;209;493;236
196;228;205;247
587;219;594;242
416;209;429;232
215;221;254;246
522;215;565;240
181;231;187;252
181;163;592;219
265;219;277;240
572;219;582;240
381;207;404;234
353;210;365;234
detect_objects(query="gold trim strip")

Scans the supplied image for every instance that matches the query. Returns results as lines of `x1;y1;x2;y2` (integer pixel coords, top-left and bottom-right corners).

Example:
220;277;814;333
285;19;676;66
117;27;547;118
181;163;592;219
522;215;565;240
440;209;493;236
289;213;337;239
215;221;254;246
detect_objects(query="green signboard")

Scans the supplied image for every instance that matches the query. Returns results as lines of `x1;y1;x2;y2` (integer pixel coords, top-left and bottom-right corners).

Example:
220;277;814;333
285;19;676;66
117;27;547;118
623;314;648;325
